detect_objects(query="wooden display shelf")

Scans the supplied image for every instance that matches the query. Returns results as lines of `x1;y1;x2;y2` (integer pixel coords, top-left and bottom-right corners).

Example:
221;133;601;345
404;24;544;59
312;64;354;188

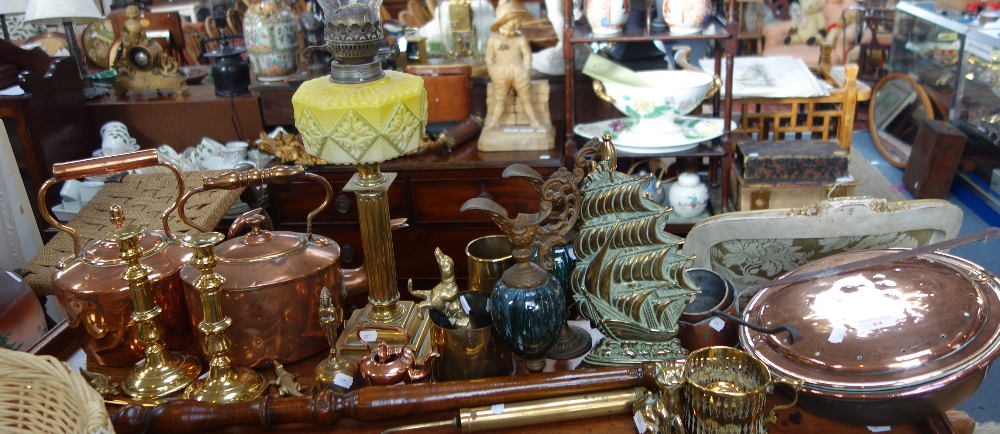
29;320;959;434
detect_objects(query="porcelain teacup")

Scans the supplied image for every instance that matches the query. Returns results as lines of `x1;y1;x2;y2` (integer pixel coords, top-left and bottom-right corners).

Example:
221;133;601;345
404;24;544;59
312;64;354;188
193;137;225;165
102;136;130;156
100;121;128;139
60;180;82;203
222;141;249;166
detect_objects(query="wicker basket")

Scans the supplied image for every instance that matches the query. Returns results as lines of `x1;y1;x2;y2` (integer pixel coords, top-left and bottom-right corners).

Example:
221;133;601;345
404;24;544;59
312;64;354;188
0;349;115;434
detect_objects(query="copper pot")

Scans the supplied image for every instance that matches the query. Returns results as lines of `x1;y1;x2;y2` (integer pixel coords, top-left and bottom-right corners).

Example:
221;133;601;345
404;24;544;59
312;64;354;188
740;249;1000;425
41;150;195;366
178;166;367;368
676;269;738;351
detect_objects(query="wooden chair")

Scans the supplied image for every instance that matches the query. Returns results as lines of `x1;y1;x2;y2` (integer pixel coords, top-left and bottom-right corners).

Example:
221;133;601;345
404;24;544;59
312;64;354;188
181;23;207;65
682;197;963;294
737;0;768;55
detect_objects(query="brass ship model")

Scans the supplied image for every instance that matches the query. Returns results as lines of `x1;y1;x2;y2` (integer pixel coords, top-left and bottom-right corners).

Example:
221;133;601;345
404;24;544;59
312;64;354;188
570;136;700;367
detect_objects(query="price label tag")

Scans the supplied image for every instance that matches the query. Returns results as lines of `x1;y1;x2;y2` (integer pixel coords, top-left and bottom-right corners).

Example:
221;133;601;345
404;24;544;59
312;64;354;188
868;426;891;433
5;271;21;282
333;373;354;389
539;155;551;160
709;317;726;332
828;326;847;344
491;404;504;415
855;315;894;332
460;295;471;314
359;330;378;342
633;411;648;433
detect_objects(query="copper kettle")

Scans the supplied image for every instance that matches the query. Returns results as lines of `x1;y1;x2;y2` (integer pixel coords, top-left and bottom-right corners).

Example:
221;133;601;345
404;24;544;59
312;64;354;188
177;166;369;368
357;324;439;386
40;150;195;366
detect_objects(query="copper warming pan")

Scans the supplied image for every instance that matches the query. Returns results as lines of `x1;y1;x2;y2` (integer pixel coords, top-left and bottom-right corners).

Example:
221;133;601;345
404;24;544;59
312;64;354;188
740;248;1000;425
178;166;367;368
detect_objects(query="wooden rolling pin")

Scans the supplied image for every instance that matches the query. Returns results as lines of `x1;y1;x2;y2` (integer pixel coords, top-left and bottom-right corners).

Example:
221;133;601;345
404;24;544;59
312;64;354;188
112;362;660;434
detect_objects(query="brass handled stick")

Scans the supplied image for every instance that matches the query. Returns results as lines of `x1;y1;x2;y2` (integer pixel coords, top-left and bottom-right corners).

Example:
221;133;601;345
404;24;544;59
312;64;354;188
112;362;662;434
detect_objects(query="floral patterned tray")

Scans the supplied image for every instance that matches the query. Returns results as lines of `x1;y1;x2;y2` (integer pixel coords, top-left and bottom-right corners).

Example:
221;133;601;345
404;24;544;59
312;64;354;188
573;116;731;155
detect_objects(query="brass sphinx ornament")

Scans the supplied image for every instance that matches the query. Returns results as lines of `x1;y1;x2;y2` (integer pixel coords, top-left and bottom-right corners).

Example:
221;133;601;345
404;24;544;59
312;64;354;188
570;135;699;367
113;5;187;96
255;131;328;166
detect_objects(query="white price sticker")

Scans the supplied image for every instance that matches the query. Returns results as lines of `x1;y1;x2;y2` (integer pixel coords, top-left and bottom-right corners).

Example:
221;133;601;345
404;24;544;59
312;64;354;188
333;372;354;389
491;404;504;415
855;315;895;332
828;326;847;344
633;411;648;433
460;295;471;314
709;317;726;332
359;330;378;342
868;426;891;433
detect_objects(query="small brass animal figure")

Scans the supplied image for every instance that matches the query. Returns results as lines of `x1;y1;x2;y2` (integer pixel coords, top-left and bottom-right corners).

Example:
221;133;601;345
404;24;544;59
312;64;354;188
81;368;119;399
269;361;305;397
407;247;470;329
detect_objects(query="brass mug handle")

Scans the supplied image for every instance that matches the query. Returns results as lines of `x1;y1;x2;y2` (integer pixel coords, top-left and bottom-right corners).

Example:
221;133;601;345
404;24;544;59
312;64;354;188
592;80;616;105
760;377;803;428
705;75;723;100
178;165;332;242
38;149;185;258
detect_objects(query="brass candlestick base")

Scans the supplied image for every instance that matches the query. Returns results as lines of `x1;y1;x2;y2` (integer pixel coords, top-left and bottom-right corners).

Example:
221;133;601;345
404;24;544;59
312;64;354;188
182;232;266;403
112;223;201;399
547;323;593;360
335;164;432;365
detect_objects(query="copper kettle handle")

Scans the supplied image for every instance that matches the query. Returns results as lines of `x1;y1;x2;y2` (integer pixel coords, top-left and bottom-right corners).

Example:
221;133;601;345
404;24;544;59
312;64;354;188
38;149;185;256
177;165;332;241
355;324;409;355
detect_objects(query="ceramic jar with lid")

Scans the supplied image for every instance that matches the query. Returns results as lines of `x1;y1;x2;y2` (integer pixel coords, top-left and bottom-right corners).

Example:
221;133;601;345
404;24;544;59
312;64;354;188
244;0;301;81
668;172;709;217
586;0;629;34
663;0;712;34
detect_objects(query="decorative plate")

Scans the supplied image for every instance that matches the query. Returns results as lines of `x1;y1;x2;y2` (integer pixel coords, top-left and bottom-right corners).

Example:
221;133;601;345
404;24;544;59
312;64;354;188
82;19;115;69
574;116;731;154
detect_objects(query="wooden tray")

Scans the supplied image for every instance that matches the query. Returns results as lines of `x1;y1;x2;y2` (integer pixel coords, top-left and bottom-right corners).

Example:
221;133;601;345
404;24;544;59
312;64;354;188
28;320;958;434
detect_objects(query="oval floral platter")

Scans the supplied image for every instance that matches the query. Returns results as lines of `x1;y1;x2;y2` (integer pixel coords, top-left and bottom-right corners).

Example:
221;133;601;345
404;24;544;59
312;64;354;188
573;116;733;154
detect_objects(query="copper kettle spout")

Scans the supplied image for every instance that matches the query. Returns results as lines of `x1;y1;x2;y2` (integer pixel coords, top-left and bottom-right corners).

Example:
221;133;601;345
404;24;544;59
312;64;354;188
407;352;440;382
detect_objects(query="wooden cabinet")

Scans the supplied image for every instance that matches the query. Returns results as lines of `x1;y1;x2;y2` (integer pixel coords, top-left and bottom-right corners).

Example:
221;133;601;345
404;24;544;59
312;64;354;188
268;146;562;289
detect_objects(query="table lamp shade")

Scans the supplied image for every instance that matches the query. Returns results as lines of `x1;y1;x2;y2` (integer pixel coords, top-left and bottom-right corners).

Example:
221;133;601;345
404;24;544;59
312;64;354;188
0;0;30;15
24;0;102;24
293;75;427;165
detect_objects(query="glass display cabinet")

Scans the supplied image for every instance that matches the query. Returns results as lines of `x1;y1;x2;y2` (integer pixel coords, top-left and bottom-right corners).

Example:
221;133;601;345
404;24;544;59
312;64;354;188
889;1;970;118
954;29;1000;215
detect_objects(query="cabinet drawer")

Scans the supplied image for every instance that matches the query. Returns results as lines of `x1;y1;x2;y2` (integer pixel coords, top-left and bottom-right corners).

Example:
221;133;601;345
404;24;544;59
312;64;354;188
271;179;407;226
411;178;543;223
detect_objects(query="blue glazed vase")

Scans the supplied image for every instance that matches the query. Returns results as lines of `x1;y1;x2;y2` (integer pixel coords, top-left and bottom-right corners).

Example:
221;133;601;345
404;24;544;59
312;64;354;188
490;273;565;370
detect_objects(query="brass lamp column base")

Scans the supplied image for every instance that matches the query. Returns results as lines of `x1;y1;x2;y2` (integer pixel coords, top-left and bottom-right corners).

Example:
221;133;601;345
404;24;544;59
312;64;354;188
113;223;201;399
336;163;432;366
182;232;267;403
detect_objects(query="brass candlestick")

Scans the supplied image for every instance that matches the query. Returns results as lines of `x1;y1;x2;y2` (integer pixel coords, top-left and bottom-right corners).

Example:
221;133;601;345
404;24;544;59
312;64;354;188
114;223;201;399
182;232;267;403
336;164;432;365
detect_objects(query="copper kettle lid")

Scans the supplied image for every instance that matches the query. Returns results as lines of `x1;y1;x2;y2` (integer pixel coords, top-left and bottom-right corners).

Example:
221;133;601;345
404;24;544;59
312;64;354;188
208;210;340;289
74;205;172;267
741;249;1000;392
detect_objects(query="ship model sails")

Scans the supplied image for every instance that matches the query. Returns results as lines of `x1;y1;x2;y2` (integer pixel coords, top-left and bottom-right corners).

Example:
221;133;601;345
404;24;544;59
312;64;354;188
571;137;700;366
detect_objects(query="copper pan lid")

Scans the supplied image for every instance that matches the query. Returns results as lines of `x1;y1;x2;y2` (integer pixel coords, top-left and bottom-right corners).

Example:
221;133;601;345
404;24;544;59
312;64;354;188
741;249;1000;394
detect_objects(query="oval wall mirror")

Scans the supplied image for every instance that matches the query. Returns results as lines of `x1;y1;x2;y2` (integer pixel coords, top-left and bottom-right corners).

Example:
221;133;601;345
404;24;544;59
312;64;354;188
869;73;935;168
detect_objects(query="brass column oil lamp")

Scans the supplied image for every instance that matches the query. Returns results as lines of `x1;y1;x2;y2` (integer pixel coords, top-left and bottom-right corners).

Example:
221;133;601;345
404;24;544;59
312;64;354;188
113;218;201;399
182;232;267;403
293;0;430;364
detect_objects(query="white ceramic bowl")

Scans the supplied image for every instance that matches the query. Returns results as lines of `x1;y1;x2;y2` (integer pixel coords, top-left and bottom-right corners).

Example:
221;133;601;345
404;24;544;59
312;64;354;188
598;70;717;135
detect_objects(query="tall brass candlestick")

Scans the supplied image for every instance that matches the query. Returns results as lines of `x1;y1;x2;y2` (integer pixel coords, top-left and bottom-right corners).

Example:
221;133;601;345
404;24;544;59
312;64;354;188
182;232;267;403
114;223;201;399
